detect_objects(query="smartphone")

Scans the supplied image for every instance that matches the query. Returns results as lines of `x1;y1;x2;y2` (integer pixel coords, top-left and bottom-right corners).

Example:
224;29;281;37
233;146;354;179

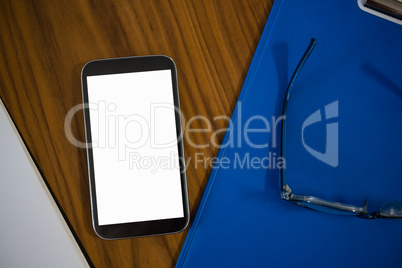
81;56;189;239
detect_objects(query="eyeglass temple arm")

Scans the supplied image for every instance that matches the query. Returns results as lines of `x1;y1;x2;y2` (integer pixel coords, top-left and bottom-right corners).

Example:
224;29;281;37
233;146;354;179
282;38;317;115
280;38;317;192
288;188;369;214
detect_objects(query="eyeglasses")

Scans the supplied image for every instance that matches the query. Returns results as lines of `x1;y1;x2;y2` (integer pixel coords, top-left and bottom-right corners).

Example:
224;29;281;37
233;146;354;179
280;38;402;219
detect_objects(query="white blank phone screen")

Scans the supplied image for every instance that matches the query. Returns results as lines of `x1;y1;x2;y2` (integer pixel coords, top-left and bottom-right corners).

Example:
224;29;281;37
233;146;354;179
87;70;184;226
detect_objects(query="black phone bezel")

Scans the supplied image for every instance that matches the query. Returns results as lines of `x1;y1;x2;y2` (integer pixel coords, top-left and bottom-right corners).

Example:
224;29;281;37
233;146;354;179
81;55;189;239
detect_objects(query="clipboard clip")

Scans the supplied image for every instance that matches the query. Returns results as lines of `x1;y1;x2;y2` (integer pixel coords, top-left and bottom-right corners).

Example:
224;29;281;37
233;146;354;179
358;0;402;25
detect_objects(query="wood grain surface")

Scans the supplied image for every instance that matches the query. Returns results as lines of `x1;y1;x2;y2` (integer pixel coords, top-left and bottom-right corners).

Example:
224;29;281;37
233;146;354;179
0;0;273;267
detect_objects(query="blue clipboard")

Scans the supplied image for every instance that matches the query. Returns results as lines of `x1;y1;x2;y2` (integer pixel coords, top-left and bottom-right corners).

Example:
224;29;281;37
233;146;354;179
177;0;402;267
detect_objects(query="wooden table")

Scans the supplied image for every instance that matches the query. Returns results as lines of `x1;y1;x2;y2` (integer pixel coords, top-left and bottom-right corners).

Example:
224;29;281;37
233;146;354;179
0;0;273;266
